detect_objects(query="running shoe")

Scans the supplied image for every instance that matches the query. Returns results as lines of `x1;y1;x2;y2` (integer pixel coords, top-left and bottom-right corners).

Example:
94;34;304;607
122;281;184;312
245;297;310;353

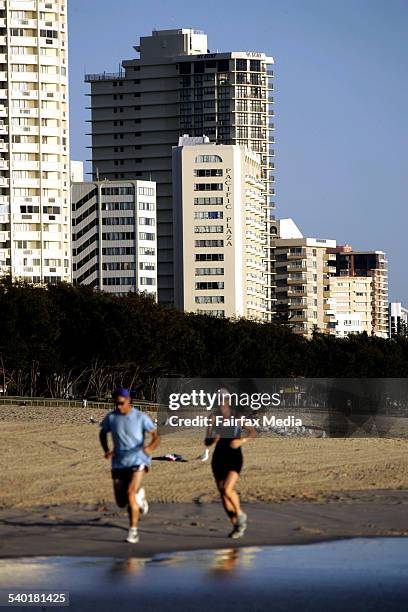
229;512;247;539
135;487;149;515
236;512;247;528
126;528;139;544
229;525;246;539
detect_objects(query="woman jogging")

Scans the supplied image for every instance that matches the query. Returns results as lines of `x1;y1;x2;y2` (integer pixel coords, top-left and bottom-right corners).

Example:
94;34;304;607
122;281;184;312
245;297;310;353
204;389;256;539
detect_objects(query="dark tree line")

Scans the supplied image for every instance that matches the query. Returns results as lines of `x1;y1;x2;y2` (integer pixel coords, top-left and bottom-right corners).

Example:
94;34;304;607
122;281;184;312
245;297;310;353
0;279;407;399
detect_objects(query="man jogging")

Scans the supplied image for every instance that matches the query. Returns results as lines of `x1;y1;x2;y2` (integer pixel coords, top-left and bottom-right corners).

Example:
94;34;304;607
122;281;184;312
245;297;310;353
99;388;160;544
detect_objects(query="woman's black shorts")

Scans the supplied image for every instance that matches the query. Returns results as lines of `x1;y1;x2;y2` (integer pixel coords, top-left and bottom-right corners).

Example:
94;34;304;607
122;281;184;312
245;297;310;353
211;441;243;481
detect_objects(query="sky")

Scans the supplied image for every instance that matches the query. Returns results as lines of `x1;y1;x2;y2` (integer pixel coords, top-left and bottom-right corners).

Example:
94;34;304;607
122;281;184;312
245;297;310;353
68;0;408;303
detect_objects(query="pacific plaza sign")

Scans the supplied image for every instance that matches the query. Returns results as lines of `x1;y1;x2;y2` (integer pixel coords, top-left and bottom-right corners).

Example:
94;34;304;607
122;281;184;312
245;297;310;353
224;169;233;247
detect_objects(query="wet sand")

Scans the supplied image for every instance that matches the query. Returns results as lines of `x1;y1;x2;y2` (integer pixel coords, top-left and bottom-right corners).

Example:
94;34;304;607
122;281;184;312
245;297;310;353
1;493;408;558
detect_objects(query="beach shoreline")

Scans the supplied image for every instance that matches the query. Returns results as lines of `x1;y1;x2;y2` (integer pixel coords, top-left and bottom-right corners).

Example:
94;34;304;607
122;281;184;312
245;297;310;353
1;493;408;558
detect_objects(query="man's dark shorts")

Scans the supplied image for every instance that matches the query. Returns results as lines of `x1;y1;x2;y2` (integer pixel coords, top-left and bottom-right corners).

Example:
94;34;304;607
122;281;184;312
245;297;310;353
111;466;148;482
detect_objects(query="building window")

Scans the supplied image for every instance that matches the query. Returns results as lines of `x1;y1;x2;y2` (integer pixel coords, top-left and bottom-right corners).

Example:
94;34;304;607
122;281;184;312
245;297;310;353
194;225;223;233
195;296;225;303
194;197;223;205
139;202;155;211
195;282;225;290
195;240;224;247
195;254;224;261
139;218;155;226
195;268;224;275
194;169;223;177
194;183;223;191
139;247;155;256
194;211;223;220
138;187;155;196
194;155;223;163
140;277;155;285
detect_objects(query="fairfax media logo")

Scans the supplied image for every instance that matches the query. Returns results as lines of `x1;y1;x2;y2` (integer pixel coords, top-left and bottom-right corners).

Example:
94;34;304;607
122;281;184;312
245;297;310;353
166;414;303;428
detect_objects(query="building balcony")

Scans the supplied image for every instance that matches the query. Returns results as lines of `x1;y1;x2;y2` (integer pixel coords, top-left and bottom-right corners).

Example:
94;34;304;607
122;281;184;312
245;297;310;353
12;143;39;154
13;108;39;119
10;36;38;47
0;36;6;46
0;142;8;152
12;178;40;189
10;53;38;65
37;73;60;84
0;177;8;187
0;159;8;170
41;109;61;120
11;71;38;82
41;162;61;172
287;263;307;272
41;127;60;137
290;313;309;322
14;89;39;100
286;250;306;259
0;71;7;81
39;19;60;29
14;231;42;241
42;179;61;188
0;106;7;117
287;287;308;296
39;1;59;10
0;54;6;64
0;125;8;135
287;273;308;283
13;126;39;136
13;161;39;171
10;17;37;28
0;90;7;99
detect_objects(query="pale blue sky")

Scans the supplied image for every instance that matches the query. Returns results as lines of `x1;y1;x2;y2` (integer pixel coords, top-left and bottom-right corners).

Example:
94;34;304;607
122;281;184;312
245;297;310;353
68;0;408;302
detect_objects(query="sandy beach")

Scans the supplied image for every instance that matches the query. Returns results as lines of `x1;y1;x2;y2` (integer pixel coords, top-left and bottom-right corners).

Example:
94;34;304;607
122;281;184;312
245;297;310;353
1;404;408;557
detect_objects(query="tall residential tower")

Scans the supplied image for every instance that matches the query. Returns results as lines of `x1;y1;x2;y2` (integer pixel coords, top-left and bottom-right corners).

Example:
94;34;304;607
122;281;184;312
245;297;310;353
172;136;267;320
0;0;70;283
86;28;275;306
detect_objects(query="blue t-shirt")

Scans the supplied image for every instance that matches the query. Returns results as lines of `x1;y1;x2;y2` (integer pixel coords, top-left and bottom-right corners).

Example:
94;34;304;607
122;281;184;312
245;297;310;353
100;407;156;469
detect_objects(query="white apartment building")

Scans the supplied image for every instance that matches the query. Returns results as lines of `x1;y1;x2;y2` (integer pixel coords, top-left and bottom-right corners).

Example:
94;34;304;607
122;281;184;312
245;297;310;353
334;249;389;338
275;222;337;336
71;180;157;298
389;302;408;337
172;137;267;320
0;0;70;283
329;276;372;337
86;28;275;306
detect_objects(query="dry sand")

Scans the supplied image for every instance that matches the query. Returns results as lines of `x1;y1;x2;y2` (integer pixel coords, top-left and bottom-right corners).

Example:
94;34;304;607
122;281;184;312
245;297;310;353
1;404;408;509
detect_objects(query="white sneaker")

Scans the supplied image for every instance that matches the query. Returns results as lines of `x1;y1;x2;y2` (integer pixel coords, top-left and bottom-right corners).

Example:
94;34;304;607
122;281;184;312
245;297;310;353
135;487;149;515
126;527;139;544
198;448;209;462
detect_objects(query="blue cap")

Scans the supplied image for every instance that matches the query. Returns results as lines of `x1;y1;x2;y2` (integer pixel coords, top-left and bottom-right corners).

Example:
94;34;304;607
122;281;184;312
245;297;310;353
112;387;131;399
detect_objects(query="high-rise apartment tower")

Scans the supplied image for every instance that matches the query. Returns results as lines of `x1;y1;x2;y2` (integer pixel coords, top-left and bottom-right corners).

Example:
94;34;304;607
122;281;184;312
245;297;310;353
172;136;267;320
86;28;275;306
0;0;70;283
